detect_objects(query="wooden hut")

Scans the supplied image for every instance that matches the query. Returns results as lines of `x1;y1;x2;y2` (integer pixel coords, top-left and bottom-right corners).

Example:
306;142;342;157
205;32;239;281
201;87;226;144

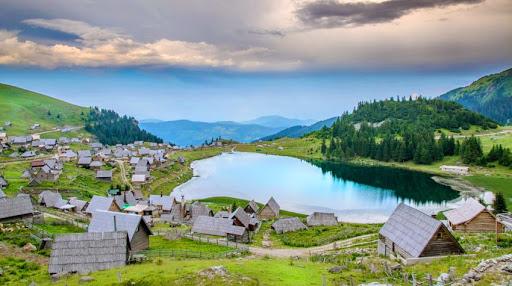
378;203;464;261
0;194;34;223
85;195;121;215
443;198;504;233
230;207;259;231
244;200;259;214
48;232;129;275
271;217;307;234
306;212;338;226
259;197;280;220
191;215;249;242
88;210;153;252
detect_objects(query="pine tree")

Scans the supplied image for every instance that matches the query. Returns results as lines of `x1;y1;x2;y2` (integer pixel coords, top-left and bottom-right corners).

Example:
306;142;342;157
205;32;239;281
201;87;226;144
493;192;508;214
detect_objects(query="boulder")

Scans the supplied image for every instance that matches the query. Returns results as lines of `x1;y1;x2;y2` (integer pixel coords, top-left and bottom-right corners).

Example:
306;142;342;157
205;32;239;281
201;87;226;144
22;243;37;252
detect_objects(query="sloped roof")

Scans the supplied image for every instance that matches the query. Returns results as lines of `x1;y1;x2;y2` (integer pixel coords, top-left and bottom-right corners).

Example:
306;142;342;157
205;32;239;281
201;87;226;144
69;197;88;211
230;207;251;228
271;217;307;234
214;211;231;219
264;197;280;215
0;189;5;199
38;190;63;208
246;200;259;213
131;174;146;183
380;203;443;258
0;176;7;186
191;216;246;236
88;210;152;241
48;231;128;275
77;150;92;157
307;212;338;226
190;201;213;220
90;161;103;167
78;157;92;165
96;170;113;178
149;195;172;211
443;198;487;226
85;196;116;214
0;194;33;219
114;191;137;208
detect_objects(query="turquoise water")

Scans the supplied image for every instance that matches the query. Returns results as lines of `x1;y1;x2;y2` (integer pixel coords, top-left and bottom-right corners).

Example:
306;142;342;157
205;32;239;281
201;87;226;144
174;152;459;222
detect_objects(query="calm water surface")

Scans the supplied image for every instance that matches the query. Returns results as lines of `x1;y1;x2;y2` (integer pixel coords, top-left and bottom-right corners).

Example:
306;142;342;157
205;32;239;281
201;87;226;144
173;152;459;222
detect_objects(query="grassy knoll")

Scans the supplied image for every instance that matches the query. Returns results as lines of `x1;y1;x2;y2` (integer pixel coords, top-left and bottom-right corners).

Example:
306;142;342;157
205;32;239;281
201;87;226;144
150;147;226;195
34;218;84;235
279;223;381;247
198;196;307;218
0;257;46;286
236;137;323;160
0;83;87;135
149;236;233;254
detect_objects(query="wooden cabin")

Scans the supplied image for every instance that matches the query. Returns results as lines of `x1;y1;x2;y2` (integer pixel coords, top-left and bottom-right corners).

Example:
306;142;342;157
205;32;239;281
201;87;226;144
272;217;307;234
244;200;259;214
307;212;338;226
259;197;280;220
443;198;504;233
85;195;121;216
0;194;34;223
88;210;153;252
191;215;249;243
378;203;464;261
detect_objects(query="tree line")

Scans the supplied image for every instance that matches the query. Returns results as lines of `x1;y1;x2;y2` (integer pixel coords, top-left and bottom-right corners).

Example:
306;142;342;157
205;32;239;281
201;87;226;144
85;107;163;145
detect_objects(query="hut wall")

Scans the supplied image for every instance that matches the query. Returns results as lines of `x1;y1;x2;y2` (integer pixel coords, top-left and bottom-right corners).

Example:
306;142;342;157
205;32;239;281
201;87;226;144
259;206;278;220
420;227;463;257
109;203;121;212
379;235;413;259
454;211;503;233
130;227;149;252
0;213;34;224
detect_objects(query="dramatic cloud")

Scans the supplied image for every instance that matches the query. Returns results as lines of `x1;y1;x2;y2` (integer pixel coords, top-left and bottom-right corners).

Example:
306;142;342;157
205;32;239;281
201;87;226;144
0;19;300;70
296;0;485;28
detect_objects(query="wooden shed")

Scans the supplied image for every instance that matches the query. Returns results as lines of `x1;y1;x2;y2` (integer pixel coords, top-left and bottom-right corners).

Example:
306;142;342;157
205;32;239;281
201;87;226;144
271;217;307;234
443;198;504;233
378;203;464;260
88;210;152;252
0;194;34;223
85;195;121;216
244;200;259;214
306;212;338;226
259;197;280;220
191;215;249;242
48;232;129;275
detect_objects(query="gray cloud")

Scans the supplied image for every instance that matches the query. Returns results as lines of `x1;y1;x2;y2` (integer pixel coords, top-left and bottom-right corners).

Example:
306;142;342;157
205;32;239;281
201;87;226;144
296;0;485;28
247;29;286;38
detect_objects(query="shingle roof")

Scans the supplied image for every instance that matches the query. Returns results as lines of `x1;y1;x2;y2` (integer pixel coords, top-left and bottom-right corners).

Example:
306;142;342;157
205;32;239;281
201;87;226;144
307;212;338;226
48;232;128;275
190;202;213;221
230;207;251;228
131;174;146;182
0;189;5;199
38;191;63;208
272;217;307;234
77;150;92;157
0;194;33;220
78;157;92;165
114;191;137;208
0;176;7;187
96;170;113;178
246;200;259;213
380;203;443;258
191;216;246;236
69;197;88;211
88;210;152;241
85;196;116;214
443;198;486;225
90;161;103;167
149;195;172;211
264;197;280;215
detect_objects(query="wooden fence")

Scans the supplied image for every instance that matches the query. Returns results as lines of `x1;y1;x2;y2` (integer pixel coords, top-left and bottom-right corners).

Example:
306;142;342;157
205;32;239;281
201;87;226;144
152;229;250;251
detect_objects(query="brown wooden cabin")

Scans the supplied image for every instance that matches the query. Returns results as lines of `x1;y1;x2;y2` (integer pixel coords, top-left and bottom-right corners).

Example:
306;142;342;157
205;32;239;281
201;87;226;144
259;197;280;220
444;198;504;233
378;203;464;260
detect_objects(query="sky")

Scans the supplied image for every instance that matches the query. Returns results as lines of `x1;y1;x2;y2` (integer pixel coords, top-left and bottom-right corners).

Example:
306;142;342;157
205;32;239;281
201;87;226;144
0;0;511;122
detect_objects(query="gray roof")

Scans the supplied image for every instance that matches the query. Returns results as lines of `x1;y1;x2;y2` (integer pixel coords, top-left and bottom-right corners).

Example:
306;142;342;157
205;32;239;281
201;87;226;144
114;191;137;207
0;194;33;220
264;197;280;215
38;190;63;208
77;150;92;157
149;195;172;211
88;210;152;241
230;207;251;228
0;176;7;187
21;151;36;157
69;197;88;211
129;157;140;165
246;200;259;213
48;232;128;275
90;161;103;167
444;198;486;225
63;150;77;158
272;217;307;234
78;157;92;165
191;216;246;236
96;170;113;178
0;189;5;198
307;212;338;226
380;203;444;258
85;196;116;214
214;211;231;219
190;201;213;221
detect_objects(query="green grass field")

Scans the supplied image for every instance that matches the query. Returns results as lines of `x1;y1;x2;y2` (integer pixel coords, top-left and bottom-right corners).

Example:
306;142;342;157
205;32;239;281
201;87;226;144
34;218;84;235
149;236;233;254
0;83;87;135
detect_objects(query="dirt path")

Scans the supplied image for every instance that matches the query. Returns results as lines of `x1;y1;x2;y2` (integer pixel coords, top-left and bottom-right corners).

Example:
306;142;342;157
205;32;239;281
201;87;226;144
116;159;131;187
247;233;377;258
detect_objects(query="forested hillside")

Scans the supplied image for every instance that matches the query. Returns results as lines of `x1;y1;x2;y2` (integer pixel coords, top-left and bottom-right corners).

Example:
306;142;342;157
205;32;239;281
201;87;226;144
85;107;163;145
439;68;512;124
319;97;498;164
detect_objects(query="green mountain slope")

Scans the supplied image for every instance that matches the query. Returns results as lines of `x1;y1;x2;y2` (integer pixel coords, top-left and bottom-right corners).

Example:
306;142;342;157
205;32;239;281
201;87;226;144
0;83;87;135
259;117;338;141
439;68;512;124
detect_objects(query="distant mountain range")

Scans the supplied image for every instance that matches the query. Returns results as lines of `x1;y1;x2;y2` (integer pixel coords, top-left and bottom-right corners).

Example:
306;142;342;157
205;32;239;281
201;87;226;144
139;115;337;146
258;117;338;141
439;68;511;124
